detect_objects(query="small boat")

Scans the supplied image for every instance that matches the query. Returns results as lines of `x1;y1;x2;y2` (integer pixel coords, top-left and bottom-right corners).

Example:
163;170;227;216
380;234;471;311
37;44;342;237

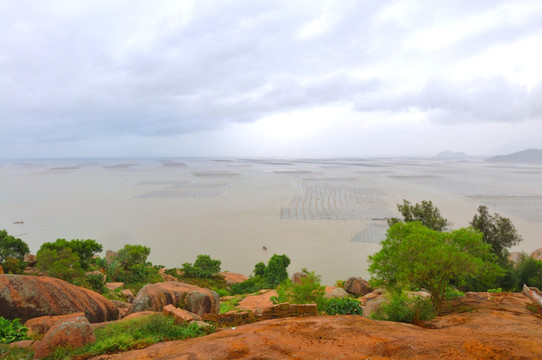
13;221;24;224
262;246;267;251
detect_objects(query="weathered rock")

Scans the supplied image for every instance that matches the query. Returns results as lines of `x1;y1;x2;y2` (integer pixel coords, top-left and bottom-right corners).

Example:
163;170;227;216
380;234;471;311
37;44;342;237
158;268;177;282
106;282;124;291
0;265;3;274
111;300;132;319
8;340;34;349
121;289;135;303
90;293;542;360
91;311;156;330
33;312;96;359
324;287;350;299
408;290;431;299
23;254;38;266
219;272;248;285
105;250;117;264
508;251;523;265
25;313;87;337
531;248;542;261
236;290;278;314
131;282;219;316
344;277;372;297
362;295;387;318
163;304;201;323
358;290;382;307
291;271;308;284
0;274;118;323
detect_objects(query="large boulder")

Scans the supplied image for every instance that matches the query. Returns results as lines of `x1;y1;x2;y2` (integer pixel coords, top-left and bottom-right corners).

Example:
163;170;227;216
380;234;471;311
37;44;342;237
531;248;542;261
325;287;350;299
33;312;96;359
508;252;523;266
291;272;308;285
344;277;372;297
131;282;220;316
220;272;248;285
0;274;118;323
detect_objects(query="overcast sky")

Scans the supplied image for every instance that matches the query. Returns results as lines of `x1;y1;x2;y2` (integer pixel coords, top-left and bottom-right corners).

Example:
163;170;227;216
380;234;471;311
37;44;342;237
1;0;542;158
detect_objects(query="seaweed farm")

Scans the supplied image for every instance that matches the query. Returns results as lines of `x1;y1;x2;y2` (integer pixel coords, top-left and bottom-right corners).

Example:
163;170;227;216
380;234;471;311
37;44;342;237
280;181;391;220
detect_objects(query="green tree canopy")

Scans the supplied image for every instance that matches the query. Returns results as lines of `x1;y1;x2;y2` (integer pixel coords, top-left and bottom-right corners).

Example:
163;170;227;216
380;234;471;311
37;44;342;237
108;244;155;283
264;254;291;288
36;247;83;282
470;205;522;261
0;230;30;264
388;200;448;232
38;239;102;269
181;254;221;278
369;222;501;313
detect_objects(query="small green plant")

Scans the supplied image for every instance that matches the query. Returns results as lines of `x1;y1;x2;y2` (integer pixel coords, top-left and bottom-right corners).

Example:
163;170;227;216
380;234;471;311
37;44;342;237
487;288;503;293
326;297;363;315
230;276;266;295
220;295;244;313
370;292;435;324
0;317;29;344
275;268;328;311
335;280;345;288
445;286;464;299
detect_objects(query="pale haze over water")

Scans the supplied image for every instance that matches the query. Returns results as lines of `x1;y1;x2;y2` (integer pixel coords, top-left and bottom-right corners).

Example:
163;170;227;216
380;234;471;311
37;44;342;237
2;157;541;285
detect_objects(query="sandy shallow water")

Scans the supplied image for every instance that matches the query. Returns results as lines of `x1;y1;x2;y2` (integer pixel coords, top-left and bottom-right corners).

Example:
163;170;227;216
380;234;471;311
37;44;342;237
1;157;541;285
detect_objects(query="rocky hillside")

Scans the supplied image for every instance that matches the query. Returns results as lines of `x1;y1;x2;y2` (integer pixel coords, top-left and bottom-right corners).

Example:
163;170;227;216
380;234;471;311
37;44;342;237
93;292;542;360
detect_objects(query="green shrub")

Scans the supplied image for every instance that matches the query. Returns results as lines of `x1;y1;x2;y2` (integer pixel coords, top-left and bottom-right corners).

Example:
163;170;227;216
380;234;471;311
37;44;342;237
36;247;84;283
516;256;542;288
326;297;363;315
487;288;503;293
264;254;290;288
445;286;464;299
0;230;30;265
230;275;266;295
0;317;29;344
54;314;212;358
370;291;435;324
181;254;221;279
275;268;328;311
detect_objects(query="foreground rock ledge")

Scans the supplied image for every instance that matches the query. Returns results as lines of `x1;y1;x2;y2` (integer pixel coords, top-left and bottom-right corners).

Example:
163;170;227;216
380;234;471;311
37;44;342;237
92;293;542;360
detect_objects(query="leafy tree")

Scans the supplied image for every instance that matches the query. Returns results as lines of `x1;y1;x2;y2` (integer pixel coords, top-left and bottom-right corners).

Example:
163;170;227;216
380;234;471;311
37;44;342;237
275;268;327;310
36;247;83;282
38;239;102;270
253;262;266;277
369;222;501;313
264;254;291;288
181;254;221;278
470;205;522;261
516;256;542;288
108;244;155;283
388;200;448;231
0;230;30;265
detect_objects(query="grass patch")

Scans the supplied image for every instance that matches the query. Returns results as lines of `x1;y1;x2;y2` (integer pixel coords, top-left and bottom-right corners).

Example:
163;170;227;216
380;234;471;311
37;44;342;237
49;314;213;359
220;295;245;313
0;344;34;360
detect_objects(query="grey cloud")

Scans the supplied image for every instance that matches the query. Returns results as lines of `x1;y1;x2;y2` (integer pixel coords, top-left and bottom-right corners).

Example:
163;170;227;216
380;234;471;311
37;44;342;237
1;0;542;152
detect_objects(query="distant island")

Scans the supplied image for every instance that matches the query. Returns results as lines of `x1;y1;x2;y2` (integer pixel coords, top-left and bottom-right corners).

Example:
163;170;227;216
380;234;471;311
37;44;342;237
488;149;542;163
436;151;468;159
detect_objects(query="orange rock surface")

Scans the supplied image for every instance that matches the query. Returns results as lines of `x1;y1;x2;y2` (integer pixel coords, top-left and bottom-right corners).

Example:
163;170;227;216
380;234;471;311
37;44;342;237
235;289;277;313
92;292;542;360
219;272;248;285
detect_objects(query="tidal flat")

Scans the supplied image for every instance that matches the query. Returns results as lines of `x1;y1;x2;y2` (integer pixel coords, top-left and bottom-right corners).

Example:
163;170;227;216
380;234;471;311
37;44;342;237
1;157;541;285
